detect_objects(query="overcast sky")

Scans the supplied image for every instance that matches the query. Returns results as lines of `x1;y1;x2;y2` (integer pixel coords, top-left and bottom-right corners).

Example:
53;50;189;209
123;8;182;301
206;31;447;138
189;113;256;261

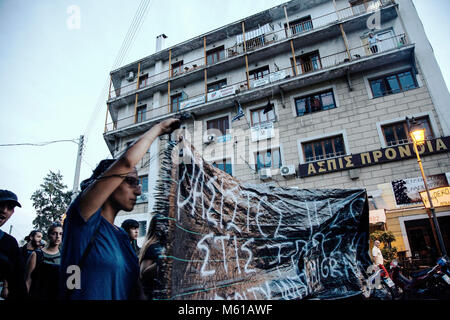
1;0;448;241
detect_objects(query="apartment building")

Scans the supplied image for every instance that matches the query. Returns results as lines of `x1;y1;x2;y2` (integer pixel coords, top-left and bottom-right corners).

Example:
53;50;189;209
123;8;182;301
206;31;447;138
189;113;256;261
103;0;450;262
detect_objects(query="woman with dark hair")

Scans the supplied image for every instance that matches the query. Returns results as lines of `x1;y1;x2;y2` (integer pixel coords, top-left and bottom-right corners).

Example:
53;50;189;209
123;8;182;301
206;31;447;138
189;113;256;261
121;219;140;256
139;214;165;300
59;118;180;300
25;222;62;299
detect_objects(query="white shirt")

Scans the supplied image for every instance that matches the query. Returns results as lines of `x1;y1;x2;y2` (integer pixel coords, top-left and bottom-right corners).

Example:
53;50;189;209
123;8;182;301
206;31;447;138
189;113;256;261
372;246;383;265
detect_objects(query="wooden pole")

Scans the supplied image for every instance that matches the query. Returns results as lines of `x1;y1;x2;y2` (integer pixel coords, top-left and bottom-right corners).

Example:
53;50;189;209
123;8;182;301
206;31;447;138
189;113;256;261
290;41;298;76
168;81;171;112
204;36;208;102
284;6;298;76
339;24;352;60
134;62;141;123
283;5;291;37
169;49;172;78
242;21;250;89
108;75;112;100
104;103;109;133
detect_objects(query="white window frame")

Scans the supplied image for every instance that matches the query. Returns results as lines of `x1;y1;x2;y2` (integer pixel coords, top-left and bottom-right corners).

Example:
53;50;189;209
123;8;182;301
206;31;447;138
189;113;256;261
203;112;233;137
290;84;340;118
249;143;284;174
363;65;423;99
246;100;279;127
297;130;350;165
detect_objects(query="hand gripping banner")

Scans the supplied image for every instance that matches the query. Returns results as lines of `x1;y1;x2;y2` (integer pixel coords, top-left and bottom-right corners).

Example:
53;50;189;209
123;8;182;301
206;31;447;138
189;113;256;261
146;140;372;300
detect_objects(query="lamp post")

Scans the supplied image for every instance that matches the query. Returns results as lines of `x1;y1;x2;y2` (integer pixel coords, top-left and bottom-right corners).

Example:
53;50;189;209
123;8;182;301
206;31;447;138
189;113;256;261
409;118;447;257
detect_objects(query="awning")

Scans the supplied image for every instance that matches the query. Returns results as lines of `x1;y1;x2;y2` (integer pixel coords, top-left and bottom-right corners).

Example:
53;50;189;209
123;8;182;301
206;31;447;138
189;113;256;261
369;209;386;224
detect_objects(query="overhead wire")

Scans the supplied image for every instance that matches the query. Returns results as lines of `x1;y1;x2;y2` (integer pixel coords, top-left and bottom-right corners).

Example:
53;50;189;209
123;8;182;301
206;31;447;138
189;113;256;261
82;0;153;168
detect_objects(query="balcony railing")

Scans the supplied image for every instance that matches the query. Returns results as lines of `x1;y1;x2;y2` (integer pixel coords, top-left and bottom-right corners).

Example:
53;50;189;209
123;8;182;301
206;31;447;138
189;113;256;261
105;33;409;133
108;0;396;100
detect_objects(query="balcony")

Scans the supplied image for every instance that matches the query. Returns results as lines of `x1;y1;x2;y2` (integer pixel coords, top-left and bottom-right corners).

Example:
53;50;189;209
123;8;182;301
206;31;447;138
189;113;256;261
104;33;414;151
107;0;397;106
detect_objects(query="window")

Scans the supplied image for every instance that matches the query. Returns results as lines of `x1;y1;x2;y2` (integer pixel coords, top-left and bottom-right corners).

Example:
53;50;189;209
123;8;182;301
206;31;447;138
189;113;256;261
302;136;345;163
138;74;149;88
284;16;313;36
212;159;233;176
295;90;336;116
207;116;229;136
138;221;147;237
370;70;418;98
139;175;148;193
206;46;225;65
171;61;183;77
171;93;183;112
382;117;434;146
207;79;227;93
136;105;146;123
292;51;322;75
251;105;275;126
256;148;282;171
249;66;270;80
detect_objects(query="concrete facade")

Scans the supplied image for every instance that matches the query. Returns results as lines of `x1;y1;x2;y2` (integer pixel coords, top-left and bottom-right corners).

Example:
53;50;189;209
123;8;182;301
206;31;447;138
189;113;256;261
104;0;450;257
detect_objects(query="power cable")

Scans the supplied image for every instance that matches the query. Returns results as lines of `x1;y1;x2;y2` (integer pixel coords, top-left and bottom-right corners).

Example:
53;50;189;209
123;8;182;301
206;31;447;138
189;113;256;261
0;139;78;147
82;0;153;167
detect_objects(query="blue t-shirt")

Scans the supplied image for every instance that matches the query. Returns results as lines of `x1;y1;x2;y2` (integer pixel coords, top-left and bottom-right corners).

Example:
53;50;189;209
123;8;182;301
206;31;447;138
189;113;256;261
59;195;139;300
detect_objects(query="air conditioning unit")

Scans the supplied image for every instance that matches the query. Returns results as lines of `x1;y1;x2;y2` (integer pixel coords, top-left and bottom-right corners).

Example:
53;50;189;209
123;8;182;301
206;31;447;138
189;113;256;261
127;71;135;81
203;133;216;144
280;164;296;177
259;168;272;180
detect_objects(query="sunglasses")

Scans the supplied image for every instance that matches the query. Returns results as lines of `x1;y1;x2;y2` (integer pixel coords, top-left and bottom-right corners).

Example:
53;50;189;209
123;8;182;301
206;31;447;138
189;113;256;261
124;176;141;188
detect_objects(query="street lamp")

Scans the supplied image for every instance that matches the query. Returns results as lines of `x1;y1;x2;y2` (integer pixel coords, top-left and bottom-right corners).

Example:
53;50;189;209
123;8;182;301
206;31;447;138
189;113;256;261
408;118;447;257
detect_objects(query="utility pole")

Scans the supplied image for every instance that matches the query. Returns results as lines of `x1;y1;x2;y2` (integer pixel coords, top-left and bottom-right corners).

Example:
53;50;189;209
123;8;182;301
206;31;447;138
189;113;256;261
72;135;84;200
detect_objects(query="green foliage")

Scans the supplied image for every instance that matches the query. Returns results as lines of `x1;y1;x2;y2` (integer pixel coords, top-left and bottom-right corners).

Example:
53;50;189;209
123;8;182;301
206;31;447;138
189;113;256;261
370;230;398;265
31;170;72;232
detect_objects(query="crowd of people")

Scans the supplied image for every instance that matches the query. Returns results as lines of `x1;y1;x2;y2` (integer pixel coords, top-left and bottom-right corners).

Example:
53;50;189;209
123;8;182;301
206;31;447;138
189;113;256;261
0;117;180;300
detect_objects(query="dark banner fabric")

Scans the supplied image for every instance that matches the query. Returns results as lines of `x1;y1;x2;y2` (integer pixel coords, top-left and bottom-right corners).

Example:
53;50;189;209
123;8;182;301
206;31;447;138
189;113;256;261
148;141;371;300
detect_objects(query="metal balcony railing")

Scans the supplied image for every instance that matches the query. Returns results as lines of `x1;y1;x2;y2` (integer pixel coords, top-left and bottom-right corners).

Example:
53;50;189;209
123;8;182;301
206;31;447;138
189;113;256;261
108;0;396;101
105;33;409;133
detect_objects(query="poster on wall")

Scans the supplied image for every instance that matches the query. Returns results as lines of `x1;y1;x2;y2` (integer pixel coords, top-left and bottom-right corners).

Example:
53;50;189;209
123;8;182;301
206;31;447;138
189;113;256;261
145;141;372;300
391;173;449;206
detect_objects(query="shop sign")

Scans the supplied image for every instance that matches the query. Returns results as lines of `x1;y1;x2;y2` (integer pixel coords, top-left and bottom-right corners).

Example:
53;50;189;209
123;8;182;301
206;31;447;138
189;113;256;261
298;137;450;178
420;186;450;208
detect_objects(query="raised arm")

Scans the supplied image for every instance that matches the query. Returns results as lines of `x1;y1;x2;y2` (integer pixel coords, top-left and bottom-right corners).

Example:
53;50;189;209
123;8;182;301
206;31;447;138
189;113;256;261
79;118;180;221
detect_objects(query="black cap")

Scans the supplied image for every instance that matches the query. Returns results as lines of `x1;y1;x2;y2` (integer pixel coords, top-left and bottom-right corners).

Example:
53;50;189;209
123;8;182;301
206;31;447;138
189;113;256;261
0;189;22;208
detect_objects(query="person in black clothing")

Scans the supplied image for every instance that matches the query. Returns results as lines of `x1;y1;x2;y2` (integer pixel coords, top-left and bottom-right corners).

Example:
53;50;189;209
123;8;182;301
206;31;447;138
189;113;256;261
0;189;27;300
20;230;43;264
121;219;141;256
25;222;62;299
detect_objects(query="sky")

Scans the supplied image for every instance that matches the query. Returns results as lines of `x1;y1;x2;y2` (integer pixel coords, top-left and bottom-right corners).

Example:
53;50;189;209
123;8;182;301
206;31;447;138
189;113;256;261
0;0;449;242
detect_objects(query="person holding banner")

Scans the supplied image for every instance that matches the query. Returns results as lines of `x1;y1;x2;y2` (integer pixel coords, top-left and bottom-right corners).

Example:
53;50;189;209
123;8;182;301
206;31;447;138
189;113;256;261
59;118;180;300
